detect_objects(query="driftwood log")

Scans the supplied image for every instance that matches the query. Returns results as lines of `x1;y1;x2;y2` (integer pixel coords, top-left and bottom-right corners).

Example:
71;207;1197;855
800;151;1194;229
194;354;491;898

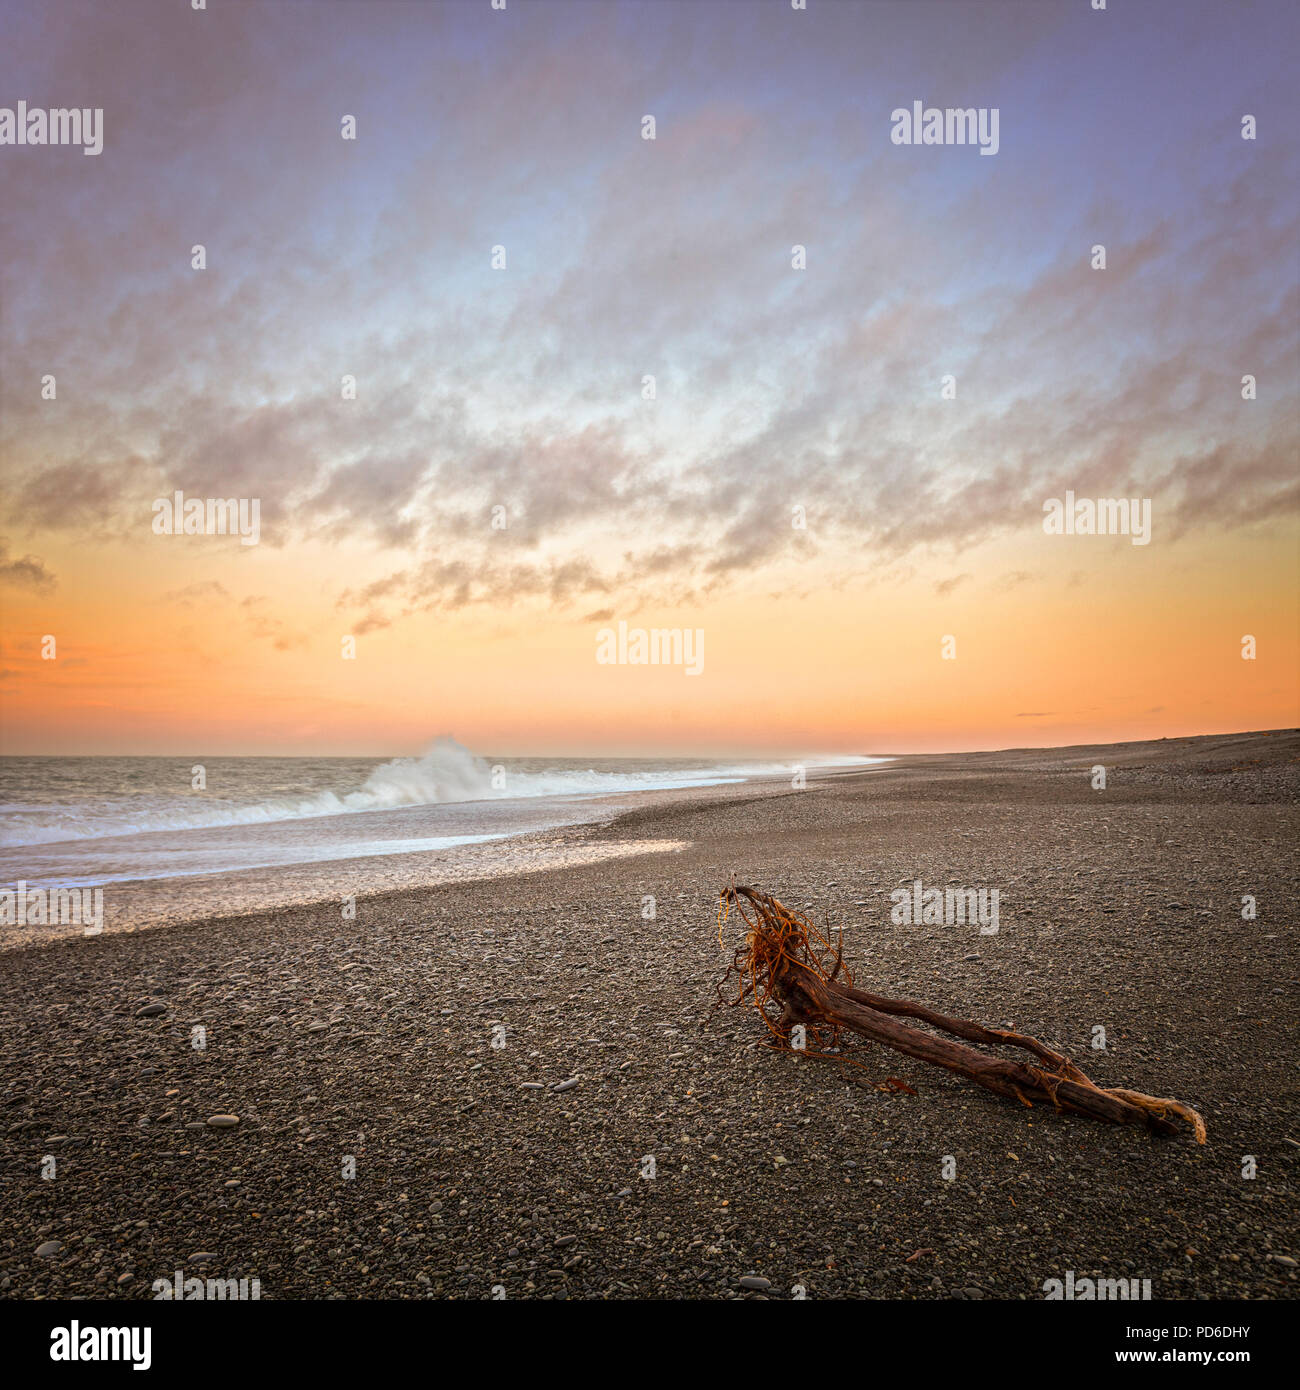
715;884;1205;1143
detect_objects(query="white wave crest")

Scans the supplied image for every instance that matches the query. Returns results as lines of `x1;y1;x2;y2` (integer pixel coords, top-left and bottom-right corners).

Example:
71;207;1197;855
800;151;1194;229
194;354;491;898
0;739;888;847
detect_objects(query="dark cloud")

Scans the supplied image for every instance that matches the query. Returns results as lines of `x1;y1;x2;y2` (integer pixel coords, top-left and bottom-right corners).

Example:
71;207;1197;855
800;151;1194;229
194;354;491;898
0;0;1294;631
0;541;56;591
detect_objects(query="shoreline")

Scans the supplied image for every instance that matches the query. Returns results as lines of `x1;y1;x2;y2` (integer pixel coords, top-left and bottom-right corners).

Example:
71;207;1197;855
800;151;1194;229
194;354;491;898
0;769;838;952
1;729;1295;1300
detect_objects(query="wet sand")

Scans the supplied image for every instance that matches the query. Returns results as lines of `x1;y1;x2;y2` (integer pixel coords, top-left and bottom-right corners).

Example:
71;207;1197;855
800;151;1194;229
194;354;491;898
1;730;1296;1300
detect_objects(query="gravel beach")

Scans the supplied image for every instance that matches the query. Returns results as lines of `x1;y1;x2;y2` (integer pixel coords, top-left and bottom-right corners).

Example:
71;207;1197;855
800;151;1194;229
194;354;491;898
2;730;1297;1301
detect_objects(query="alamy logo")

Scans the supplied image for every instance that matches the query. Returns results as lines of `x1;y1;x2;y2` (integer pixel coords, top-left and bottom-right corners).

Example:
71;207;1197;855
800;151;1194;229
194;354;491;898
596;620;704;676
1043;1270;1152;1300
0;882;103;933
153;1267;262;1300
152;491;261;546
50;1323;151;1370
1;102;103;155
1043;491;1151;545
890;101;999;156
890;879;1000;934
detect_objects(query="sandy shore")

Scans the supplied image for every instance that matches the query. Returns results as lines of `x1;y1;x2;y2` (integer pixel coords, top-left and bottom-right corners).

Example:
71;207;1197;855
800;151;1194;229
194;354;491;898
2;730;1297;1300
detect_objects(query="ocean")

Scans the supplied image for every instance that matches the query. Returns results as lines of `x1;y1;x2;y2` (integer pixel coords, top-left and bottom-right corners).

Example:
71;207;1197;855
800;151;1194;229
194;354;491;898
0;740;888;943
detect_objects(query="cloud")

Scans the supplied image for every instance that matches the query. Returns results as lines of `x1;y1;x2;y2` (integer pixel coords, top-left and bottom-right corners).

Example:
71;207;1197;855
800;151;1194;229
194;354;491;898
934;573;971;596
0;0;1295;636
0;541;56;592
163;580;229;606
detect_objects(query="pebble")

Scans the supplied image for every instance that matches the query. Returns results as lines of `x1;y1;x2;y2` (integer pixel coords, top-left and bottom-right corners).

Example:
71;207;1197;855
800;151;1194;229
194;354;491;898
35;1240;64;1257
135;1003;166;1017
206;1115;240;1128
1;735;1292;1302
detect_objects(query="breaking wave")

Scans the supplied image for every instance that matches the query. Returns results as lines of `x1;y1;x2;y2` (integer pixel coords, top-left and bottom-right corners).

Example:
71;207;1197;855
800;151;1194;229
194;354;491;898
0;739;888;847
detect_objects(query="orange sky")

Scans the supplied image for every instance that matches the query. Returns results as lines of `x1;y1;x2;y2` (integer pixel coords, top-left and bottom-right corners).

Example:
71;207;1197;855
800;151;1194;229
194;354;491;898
2;1;1297;758
2;521;1295;756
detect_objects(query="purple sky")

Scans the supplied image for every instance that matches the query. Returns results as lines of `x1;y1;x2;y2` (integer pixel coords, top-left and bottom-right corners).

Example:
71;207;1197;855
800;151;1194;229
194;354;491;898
0;1;1296;754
